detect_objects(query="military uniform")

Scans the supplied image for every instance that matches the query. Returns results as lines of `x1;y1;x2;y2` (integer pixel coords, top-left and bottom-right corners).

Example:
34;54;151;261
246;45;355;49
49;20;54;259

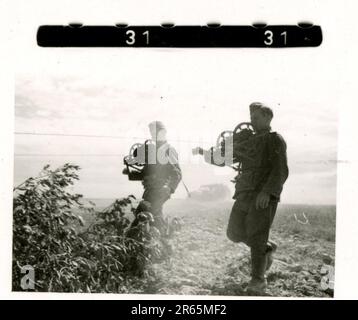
227;130;288;241
203;127;288;287
229;129;288;286
128;140;182;233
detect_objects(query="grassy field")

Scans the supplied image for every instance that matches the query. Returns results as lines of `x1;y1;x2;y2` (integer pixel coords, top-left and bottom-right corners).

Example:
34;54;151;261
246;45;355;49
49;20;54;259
78;197;335;297
272;203;335;242
142;198;335;242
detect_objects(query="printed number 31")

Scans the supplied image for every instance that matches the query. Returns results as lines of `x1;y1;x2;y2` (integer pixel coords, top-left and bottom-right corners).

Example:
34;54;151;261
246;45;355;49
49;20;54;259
264;30;287;46
126;30;150;45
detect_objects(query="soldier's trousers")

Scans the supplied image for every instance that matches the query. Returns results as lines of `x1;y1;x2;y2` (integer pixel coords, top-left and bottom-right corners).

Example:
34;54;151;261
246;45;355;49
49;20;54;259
134;187;170;234
227;192;278;280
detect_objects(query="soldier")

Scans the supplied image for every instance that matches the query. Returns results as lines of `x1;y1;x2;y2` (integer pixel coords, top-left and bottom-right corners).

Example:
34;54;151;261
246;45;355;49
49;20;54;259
127;121;182;235
194;102;288;294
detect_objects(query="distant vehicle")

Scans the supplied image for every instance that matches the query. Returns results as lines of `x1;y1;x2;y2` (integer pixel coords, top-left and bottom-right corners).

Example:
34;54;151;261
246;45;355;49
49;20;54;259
189;183;231;201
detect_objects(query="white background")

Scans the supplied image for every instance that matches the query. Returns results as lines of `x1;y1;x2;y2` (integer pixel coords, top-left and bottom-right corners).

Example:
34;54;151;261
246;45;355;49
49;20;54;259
1;0;358;299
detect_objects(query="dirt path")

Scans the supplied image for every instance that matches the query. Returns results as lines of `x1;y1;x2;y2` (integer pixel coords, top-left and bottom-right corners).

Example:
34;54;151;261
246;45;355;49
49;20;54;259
141;214;335;297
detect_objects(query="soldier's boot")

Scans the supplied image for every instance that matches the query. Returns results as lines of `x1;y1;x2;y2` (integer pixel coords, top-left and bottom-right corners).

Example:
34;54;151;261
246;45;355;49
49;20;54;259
246;247;268;295
265;241;278;272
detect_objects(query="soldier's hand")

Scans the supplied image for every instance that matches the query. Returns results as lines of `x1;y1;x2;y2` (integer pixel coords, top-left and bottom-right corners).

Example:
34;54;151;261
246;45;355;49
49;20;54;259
256;191;270;210
192;147;204;155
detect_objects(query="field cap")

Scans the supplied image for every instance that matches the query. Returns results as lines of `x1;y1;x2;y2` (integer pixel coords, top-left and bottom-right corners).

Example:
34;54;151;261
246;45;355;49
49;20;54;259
250;102;266;113
249;102;273;119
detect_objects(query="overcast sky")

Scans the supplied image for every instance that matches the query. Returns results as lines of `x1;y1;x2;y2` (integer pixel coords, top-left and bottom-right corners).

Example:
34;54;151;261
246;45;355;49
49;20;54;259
14;43;338;204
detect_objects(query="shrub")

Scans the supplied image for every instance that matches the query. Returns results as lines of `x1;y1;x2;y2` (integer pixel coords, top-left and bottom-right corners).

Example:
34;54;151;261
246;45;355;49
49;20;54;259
13;164;173;292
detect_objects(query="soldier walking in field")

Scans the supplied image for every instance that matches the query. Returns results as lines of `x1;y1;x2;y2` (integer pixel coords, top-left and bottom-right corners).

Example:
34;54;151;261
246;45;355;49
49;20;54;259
193;102;289;294
125;121;182;235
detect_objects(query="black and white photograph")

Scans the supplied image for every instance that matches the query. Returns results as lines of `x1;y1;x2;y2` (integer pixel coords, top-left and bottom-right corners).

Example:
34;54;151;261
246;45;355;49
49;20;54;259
2;0;358;301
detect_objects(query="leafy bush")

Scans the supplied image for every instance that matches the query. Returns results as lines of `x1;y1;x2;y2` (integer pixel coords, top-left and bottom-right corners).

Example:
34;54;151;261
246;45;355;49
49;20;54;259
13;164;174;292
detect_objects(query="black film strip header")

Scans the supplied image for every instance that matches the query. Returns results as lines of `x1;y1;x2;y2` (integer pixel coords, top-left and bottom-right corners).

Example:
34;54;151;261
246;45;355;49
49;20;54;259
37;23;322;48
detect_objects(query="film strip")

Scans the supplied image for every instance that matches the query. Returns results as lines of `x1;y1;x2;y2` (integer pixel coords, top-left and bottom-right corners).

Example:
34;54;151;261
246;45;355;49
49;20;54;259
37;23;322;47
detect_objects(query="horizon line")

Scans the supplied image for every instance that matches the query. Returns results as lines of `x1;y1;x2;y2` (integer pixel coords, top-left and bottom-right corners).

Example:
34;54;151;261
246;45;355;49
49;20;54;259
84;197;336;206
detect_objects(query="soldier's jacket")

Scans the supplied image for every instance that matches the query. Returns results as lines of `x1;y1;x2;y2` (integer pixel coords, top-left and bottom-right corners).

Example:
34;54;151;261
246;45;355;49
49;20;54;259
128;141;182;193
204;130;289;200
